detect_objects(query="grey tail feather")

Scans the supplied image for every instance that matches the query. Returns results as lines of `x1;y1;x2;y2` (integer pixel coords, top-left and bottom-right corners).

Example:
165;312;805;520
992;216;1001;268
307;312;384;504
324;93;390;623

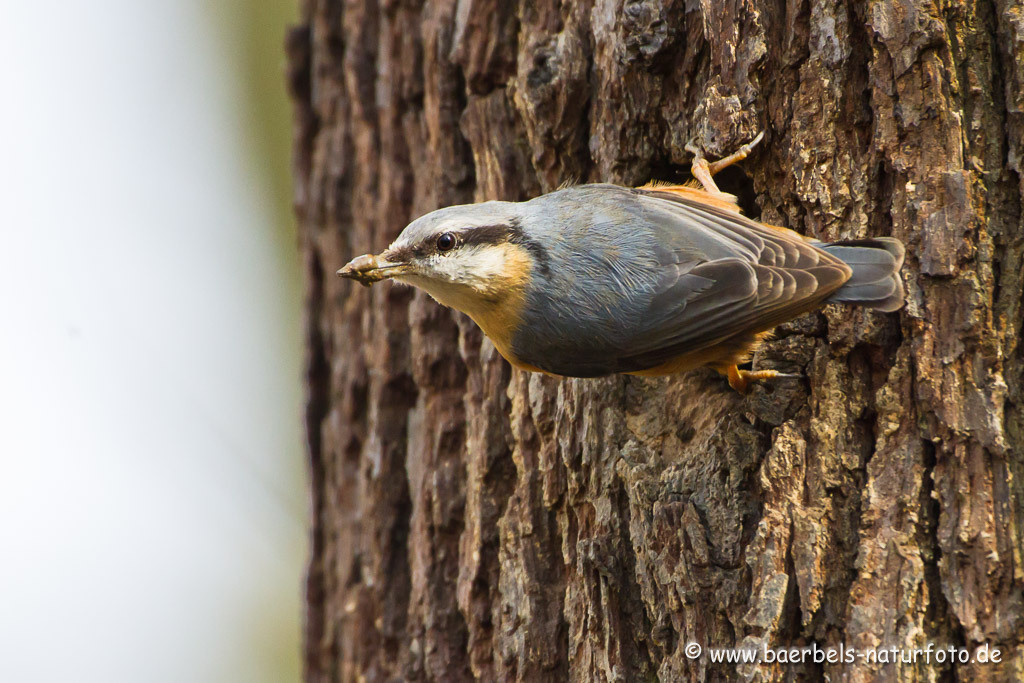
823;237;906;312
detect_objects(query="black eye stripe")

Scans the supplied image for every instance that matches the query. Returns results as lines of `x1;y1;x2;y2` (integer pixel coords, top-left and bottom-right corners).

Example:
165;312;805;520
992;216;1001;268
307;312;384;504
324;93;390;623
398;222;526;259
455;224;516;247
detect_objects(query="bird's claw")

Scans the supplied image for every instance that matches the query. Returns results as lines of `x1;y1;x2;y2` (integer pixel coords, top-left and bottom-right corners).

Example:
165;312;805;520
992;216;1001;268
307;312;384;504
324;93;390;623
770;372;802;380
706;131;765;175
688;131;764;195
684;139;705;160
721;365;802;394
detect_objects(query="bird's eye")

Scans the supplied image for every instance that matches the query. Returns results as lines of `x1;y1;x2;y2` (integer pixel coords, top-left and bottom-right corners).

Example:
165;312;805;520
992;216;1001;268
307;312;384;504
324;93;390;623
436;232;457;252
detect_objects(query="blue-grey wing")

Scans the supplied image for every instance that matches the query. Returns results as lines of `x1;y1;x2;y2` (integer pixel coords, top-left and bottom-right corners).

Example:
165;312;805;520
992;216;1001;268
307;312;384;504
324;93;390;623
613;189;851;370
511;185;850;376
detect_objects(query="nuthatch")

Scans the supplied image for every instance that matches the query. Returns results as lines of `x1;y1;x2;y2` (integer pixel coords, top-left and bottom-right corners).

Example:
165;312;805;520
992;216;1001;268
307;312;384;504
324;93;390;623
338;134;905;393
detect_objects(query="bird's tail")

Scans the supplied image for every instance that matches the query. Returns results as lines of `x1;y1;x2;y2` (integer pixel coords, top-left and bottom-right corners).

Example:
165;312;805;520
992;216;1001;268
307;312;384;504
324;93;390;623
822;237;906;312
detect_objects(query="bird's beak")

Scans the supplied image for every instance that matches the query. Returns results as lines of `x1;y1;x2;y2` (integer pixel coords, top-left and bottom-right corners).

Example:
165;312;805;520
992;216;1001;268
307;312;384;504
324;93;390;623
336;253;410;287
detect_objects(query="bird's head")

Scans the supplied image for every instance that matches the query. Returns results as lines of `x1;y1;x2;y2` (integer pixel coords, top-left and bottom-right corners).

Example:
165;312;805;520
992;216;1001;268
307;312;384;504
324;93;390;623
337;201;537;318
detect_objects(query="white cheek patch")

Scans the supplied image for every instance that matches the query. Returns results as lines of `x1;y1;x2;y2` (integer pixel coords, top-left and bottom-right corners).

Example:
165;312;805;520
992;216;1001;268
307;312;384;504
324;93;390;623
430;244;509;284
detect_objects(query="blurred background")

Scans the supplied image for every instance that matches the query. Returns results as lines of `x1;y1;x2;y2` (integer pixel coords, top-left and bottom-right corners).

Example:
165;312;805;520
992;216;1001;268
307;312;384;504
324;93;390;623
0;0;306;681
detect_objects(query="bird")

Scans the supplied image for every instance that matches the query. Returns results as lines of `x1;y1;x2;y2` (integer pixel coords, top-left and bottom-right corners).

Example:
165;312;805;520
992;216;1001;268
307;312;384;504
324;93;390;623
337;134;905;393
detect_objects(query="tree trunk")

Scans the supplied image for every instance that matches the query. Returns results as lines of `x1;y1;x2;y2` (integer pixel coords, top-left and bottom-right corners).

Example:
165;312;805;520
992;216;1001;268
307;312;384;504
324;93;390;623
287;1;1024;680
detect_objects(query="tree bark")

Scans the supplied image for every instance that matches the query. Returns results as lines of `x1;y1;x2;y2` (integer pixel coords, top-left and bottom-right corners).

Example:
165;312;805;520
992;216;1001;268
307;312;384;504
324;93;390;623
287;1;1024;680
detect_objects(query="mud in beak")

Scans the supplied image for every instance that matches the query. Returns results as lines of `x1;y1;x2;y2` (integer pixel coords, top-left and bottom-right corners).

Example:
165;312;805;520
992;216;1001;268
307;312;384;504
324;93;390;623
336;254;410;287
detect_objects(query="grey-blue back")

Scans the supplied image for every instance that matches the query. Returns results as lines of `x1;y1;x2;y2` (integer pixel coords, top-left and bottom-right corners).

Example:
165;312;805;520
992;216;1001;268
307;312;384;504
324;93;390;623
510;184;851;376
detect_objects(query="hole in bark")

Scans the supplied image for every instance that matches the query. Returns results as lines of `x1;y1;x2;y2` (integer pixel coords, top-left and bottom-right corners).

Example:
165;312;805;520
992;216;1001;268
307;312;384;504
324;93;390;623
675;423;696;444
527;48;556;89
711;165;760;220
645;160;690;186
647;158;762;219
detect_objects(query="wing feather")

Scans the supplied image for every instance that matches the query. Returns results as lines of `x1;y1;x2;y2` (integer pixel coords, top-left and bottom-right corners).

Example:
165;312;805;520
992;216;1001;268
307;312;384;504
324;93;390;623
510;184;853;376
612;189;851;370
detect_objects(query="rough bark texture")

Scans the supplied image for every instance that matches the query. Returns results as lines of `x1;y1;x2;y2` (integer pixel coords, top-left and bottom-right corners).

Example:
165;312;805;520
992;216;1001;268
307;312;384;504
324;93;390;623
288;1;1024;680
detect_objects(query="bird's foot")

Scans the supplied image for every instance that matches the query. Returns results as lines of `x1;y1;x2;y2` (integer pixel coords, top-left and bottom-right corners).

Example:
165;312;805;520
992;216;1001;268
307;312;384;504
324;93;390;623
721;364;800;394
686;131;764;194
707;131;764;175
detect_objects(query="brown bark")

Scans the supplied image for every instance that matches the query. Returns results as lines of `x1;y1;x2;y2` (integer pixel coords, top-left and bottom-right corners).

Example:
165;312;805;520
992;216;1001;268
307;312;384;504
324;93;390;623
288;1;1024;680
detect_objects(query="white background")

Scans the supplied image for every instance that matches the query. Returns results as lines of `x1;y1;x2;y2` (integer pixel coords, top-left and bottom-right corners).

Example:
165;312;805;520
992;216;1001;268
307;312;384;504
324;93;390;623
0;1;306;681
